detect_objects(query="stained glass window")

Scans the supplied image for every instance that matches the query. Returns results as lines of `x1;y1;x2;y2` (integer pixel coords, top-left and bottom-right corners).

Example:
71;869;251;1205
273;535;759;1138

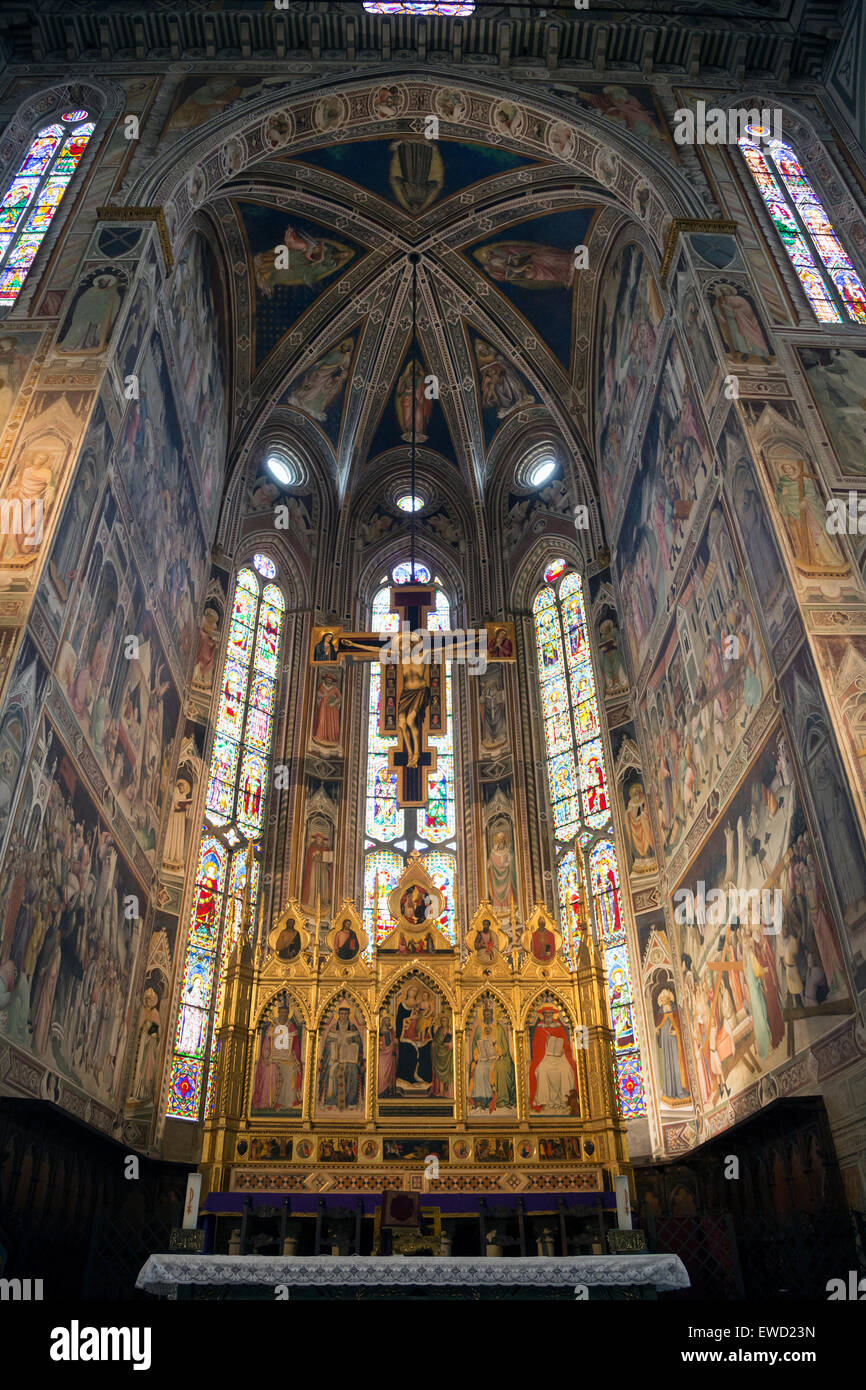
0;111;94;308
532;563;645;1117
362;2;475;13
739;130;866;324
544;557;567;583
362;571;457;949
392;560;431;584
167;564;284;1120
253;552;276;578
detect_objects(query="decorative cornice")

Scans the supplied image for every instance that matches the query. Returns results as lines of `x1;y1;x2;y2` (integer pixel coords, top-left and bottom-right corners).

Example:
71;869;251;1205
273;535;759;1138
660;218;738;283
96;204;173;269
5;5;835;85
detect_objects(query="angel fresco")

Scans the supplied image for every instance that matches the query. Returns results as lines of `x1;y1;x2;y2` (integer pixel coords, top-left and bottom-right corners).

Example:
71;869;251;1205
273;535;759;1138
474;338;534;419
287;338;354;423
253;225;353;298
473;241;575;290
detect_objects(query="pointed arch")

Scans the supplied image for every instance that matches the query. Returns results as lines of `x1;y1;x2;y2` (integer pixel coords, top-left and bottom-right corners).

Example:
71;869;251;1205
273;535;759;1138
521;986;576;1030
255;985;311;1030
375;963;457;1014
315;984;372;1030
460;984;518;1030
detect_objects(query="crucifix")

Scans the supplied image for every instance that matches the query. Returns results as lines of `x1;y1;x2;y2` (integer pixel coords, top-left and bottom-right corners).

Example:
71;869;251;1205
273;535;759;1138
310;590;514;807
311;584;444;808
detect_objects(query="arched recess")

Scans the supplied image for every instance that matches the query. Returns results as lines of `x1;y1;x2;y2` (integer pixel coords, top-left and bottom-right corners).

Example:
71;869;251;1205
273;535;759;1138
130;71;706;248
117;72;709;533
0;80;120;317
346;455;475;613
314;984;371;1032
520;986;577;1031
219;404;340;559
215;182;613;532
166;209;237;500
645;964;692;1111
461;983;517;1031
253;984;311;1032
486;420;602;594
375;963;457;1017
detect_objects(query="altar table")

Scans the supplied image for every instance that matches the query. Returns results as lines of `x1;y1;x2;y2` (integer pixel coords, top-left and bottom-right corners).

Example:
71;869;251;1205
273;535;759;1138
136;1252;690;1300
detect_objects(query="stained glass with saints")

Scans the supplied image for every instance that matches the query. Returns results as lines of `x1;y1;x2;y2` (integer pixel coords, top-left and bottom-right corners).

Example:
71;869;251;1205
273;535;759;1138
363;3;474;15
0;115;94;307
168;565;283;1119
534;568;645;1116
364;849;403;945
738;136;866;323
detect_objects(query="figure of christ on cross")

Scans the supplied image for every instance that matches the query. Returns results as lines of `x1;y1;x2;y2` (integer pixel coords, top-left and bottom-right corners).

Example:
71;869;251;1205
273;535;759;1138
311;586;506;808
311;586;443;808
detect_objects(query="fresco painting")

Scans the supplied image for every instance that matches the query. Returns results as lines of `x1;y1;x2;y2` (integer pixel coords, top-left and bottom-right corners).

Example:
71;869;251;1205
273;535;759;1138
0;719;147;1107
117;329;208;666
675;729;851;1112
615;337;713;673
643;502;770;859
596;242;663;529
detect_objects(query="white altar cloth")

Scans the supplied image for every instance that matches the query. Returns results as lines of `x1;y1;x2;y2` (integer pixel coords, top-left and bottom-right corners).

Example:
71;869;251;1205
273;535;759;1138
136;1252;689;1296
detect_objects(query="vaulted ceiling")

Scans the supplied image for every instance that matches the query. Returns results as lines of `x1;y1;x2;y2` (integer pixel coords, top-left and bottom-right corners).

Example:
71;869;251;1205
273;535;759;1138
213;130;641;505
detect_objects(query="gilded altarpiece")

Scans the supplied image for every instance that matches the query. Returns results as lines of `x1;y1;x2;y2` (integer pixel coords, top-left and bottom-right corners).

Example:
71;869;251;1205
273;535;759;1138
201;866;629;1197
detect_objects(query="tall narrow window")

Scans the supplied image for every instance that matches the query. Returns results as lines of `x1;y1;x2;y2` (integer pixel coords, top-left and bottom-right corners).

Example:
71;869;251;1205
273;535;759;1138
0;111;94;308
167;558;284;1120
362;564;457;949
739;129;866;324
532;560;645;1118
